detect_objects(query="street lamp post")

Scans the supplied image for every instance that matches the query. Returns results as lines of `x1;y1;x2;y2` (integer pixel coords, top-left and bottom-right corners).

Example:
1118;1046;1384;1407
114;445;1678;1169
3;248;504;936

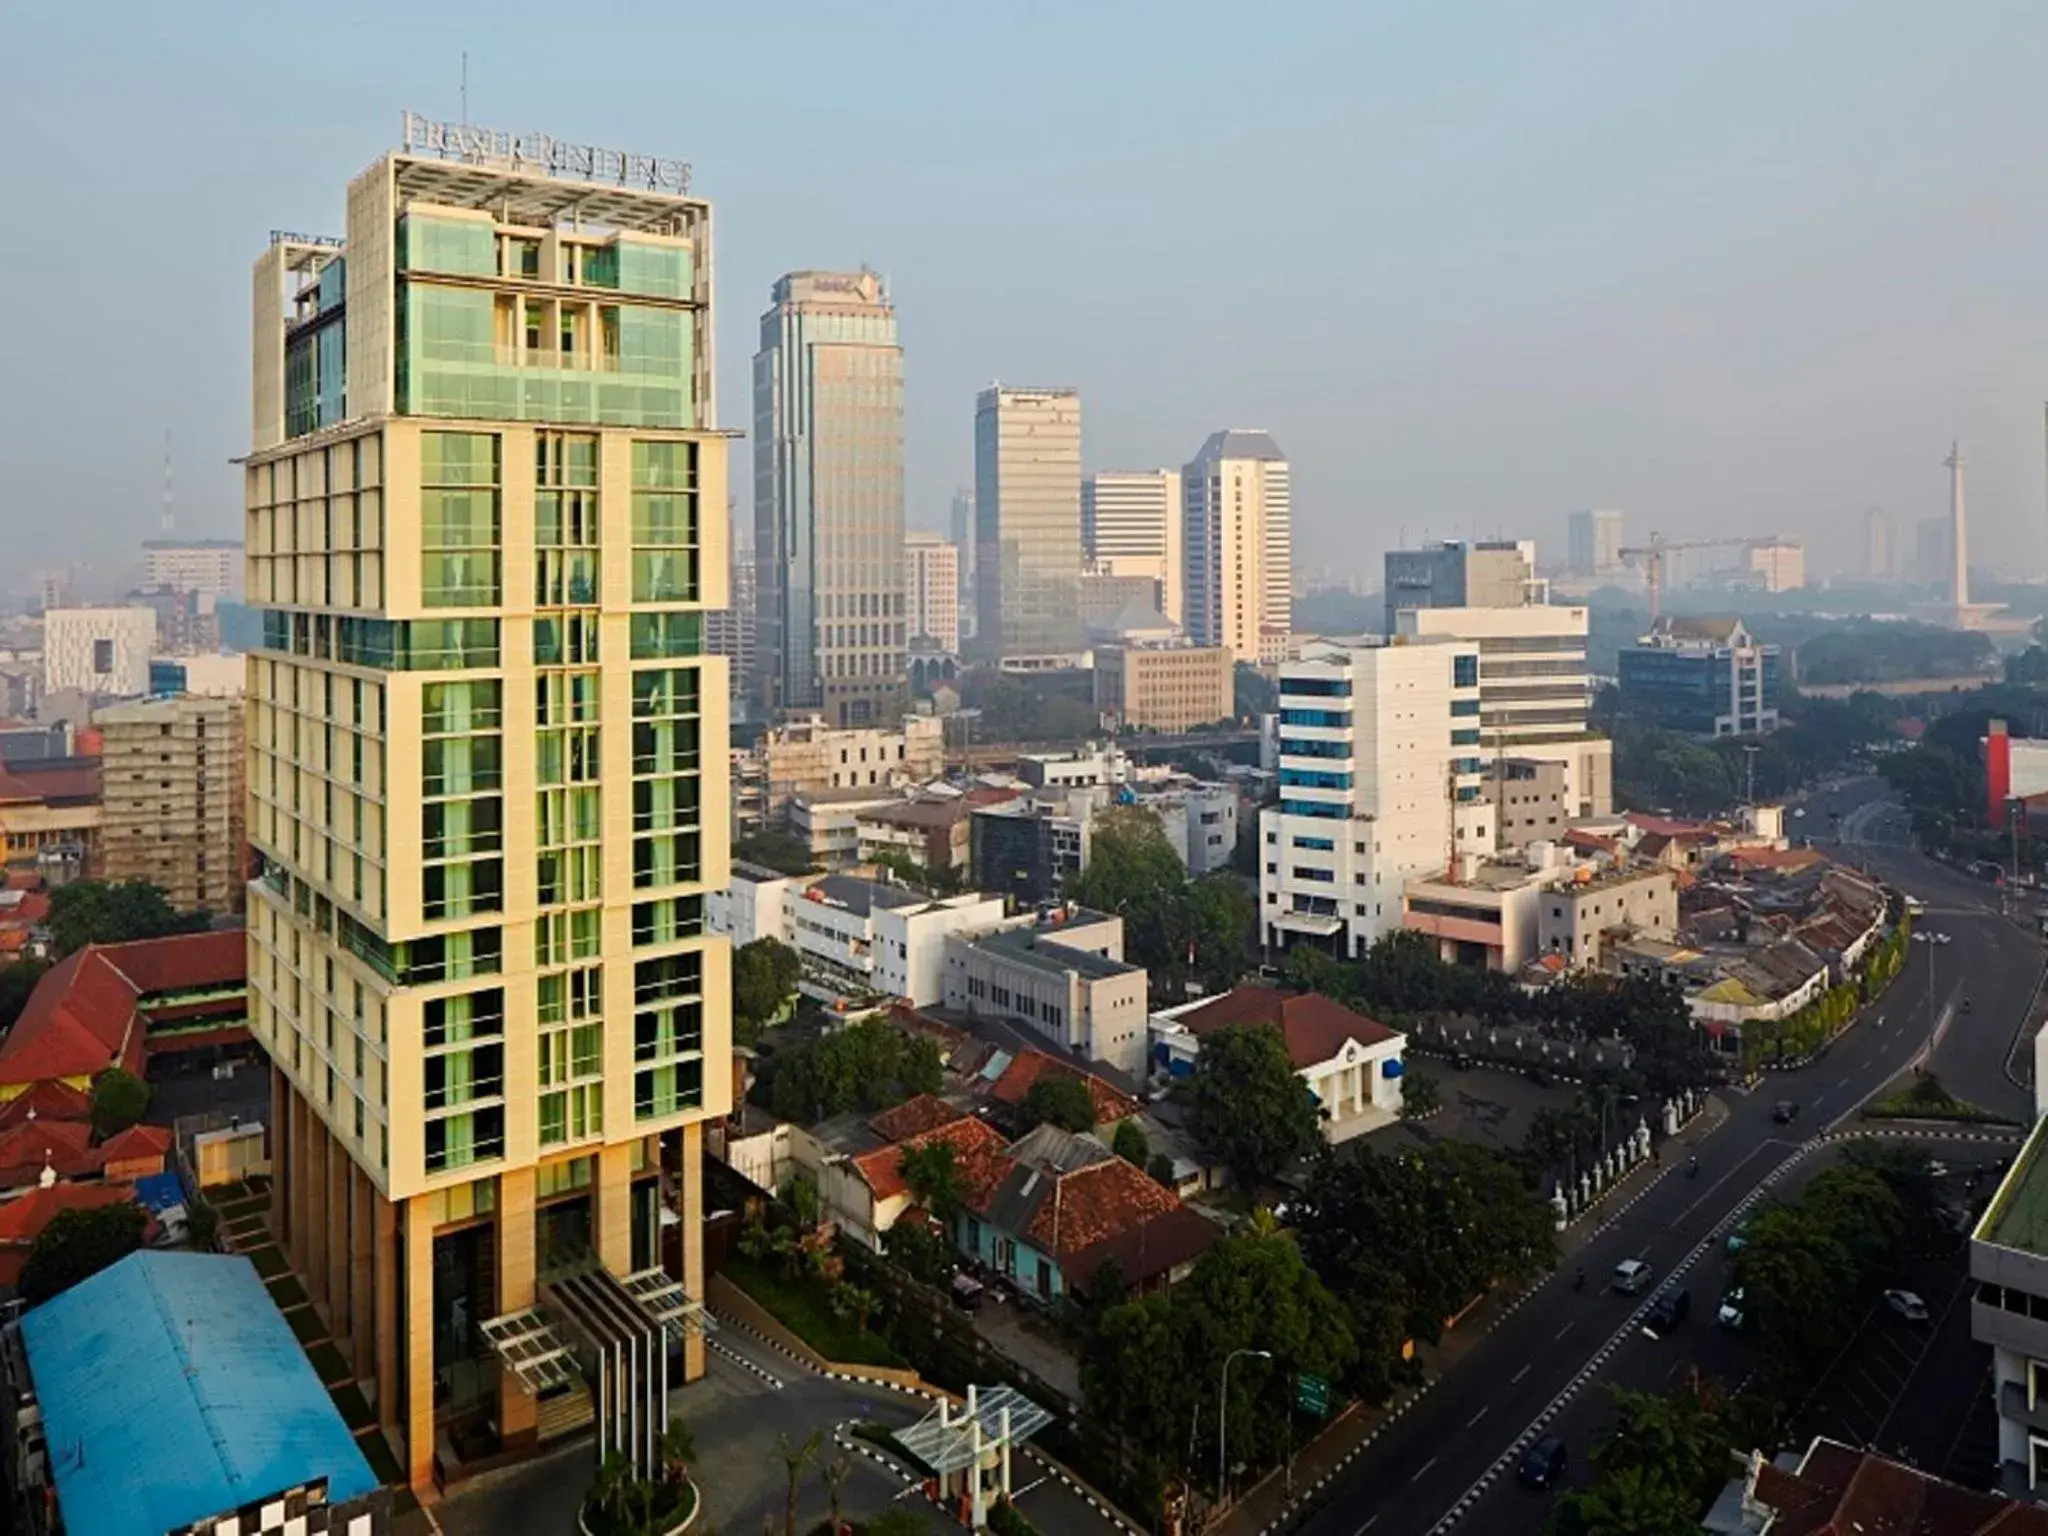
1219;1348;1273;1505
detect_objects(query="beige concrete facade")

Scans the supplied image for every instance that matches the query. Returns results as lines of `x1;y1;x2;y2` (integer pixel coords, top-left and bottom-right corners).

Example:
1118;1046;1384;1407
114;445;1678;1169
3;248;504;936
1093;642;1232;733
96;692;246;913
248;145;730;1499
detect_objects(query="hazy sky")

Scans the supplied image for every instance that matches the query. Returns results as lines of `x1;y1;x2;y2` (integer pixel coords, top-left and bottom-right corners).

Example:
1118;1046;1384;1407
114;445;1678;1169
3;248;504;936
7;0;2048;586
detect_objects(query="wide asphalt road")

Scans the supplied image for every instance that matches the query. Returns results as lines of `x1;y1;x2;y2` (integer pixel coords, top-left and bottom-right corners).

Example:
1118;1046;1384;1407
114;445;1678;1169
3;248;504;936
1294;777;2043;1536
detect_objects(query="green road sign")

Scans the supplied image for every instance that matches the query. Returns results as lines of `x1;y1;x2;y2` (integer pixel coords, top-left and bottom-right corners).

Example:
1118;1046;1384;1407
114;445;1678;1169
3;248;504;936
1295;1373;1328;1418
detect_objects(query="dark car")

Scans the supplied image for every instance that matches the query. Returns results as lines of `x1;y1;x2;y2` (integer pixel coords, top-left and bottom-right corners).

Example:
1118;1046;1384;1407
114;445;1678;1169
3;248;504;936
1518;1435;1569;1491
1772;1100;1799;1125
1644;1287;1691;1332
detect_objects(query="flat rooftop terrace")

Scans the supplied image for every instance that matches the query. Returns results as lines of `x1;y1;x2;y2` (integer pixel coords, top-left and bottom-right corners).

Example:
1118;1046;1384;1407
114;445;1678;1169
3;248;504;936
1979;1115;2048;1255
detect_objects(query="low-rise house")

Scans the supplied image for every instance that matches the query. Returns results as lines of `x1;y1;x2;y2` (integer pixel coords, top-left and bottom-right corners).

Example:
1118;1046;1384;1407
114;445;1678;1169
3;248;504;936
1126;779;1239;876
942;906;1150;1076
792;787;907;870
854;788;1018;875
802;1095;1010;1252
1150;987;1407;1143
955;1123;1215;1303
981;1046;1140;1130
708;860;817;946
1710;1434;2048;1533
0;1182;142;1286
1401;858;1552;973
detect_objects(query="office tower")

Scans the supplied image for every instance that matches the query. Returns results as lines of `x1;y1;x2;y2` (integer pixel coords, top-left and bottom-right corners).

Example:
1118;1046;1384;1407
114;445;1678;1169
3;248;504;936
1084;470;1183;625
1863;507;1895;582
706;540;758;719
904;532;961;652
1742;539;1805;593
753;271;906;725
1618;617;1782;736
1395;604;1612;818
974;387;1083;660
1382;541;1537;635
1183;430;1290;664
144;538;245;601
1566;509;1623;577
245;123;731;1493
42;607;157;696
1949;441;1970;610
96;694;245;914
949;488;976;640
1260;640;1494;957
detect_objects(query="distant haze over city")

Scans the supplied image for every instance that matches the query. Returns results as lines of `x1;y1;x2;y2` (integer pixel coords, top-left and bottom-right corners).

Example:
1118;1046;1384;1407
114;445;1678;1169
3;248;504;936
11;3;2048;588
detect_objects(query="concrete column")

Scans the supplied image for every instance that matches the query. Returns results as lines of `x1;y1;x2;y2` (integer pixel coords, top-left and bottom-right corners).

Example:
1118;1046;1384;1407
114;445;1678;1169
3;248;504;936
326;1131;353;1357
403;1194;439;1500
374;1191;399;1429
496;1167;539;1450
596;1142;635;1273
350;1163;376;1382
306;1113;331;1312
269;1064;289;1243
288;1086;312;1278
678;1124;705;1382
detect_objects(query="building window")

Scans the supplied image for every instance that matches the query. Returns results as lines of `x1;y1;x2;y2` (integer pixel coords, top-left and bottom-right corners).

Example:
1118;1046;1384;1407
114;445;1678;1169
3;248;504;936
420;431;502;607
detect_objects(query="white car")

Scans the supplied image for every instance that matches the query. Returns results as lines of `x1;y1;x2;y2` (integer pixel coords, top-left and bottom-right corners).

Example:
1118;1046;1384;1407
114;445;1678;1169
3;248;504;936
1793;808;1807;819
1886;1289;1930;1322
1717;1289;1746;1329
1613;1258;1653;1295
1934;933;1953;945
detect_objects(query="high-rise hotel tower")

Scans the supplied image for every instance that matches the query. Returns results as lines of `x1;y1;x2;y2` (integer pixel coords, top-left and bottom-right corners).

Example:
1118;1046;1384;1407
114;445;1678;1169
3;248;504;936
245;117;730;1494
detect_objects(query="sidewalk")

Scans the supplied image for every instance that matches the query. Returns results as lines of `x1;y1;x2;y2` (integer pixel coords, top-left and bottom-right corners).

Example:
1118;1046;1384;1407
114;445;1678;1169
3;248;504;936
1212;1096;1730;1536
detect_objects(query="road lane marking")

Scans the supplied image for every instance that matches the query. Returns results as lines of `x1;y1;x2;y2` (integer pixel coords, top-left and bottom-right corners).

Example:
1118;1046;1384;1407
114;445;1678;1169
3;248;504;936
1466;1407;1488;1428
1554;1323;1572;1341
1411;1457;1439;1483
1511;1364;1531;1384
1833;1075;1851;1090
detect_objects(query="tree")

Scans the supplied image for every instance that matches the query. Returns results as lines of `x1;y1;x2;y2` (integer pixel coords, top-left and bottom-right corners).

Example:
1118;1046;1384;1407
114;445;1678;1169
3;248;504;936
1185;874;1255;994
831;1284;878;1335
1019;1074;1095;1134
775;1430;822;1536
863;1509;929;1536
733;938;803;1045
781;1171;823;1232
46;880;207;957
89;1068;150;1139
760;1017;944;1122
819;1451;853;1536
1112;1119;1150;1167
20;1202;149;1304
897;1139;967;1223
1546;1464;1701;1536
659;1419;697;1488
1232;663;1278;720
883;1214;955;1285
1146;1152;1178;1188
0;960;48;1033
1399;1069;1441;1118
735;832;817;878
1730;1204;1860;1378
1184;1024;1321;1187
1589;1386;1732;1511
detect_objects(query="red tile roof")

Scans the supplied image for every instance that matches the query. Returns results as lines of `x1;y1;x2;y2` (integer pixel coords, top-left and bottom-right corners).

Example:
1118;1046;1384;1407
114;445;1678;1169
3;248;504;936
0;1119;97;1185
853;1114;1009;1203
1062;1204;1219;1293
0;932;244;1089
988;1049;1138;1124
1023;1154;1183;1257
98;1124;172;1162
1751;1438;2048;1536
1169;987;1400;1069
0;1181;135;1245
0;1080;90;1130
867;1093;967;1144
0;760;101;805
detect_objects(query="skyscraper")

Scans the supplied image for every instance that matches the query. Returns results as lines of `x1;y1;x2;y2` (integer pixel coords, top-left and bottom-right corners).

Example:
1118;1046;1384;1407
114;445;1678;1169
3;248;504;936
246;121;730;1493
754;270;906;725
97;693;246;914
1182;430;1290;664
974;387;1083;660
1863;507;1895;581
1566;509;1623;577
904;532;961;652
1083;470;1183;625
1382;541;1537;634
949;488;976;640
706;533;758;720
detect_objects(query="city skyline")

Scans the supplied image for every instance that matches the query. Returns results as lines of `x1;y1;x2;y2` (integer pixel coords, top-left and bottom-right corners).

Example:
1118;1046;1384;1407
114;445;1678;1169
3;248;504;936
15;4;2048;588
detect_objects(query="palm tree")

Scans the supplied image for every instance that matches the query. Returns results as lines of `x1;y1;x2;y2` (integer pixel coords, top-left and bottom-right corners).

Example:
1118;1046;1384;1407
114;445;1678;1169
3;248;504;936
1246;1206;1282;1239
832;1283;879;1335
775;1429;822;1536
819;1451;853;1536
659;1419;697;1489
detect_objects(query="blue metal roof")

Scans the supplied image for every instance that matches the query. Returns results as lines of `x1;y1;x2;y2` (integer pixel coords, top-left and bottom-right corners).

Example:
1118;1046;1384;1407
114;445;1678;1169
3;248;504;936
21;1250;378;1536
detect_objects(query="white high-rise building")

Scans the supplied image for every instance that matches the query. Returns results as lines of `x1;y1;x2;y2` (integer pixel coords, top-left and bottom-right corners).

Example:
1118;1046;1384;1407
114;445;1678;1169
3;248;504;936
1084;470;1183;625
975;387;1084;661
1567;510;1624;577
905;532;961;652
143;538;245;600
754;270;907;725
1394;604;1612;820
42;607;157;697
1183;430;1290;664
1260;639;1494;958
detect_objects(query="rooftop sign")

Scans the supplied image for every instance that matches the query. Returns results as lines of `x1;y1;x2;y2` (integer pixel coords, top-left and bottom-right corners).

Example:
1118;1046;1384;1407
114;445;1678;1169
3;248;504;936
401;111;691;194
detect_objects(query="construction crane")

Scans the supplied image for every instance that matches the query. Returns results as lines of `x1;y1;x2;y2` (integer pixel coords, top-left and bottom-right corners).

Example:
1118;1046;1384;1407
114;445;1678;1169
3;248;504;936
1619;533;1776;619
